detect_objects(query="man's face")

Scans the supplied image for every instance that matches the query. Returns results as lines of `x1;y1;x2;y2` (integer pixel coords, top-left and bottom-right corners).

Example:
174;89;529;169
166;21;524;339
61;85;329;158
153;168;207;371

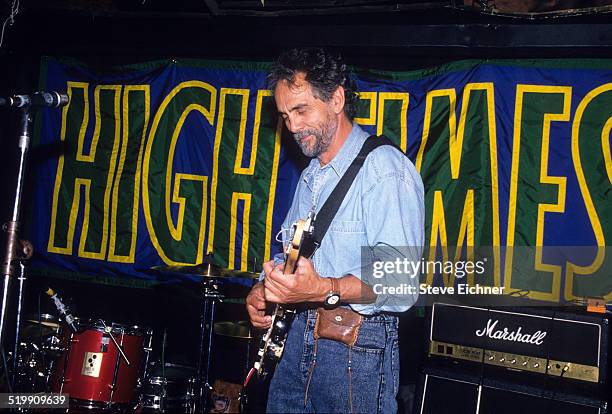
274;73;338;158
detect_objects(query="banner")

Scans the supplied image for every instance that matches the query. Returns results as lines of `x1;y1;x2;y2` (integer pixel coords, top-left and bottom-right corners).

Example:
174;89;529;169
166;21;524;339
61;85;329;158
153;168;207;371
31;57;612;302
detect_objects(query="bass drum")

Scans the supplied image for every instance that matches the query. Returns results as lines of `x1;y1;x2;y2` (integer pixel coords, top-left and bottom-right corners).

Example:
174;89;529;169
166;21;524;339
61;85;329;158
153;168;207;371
52;319;152;410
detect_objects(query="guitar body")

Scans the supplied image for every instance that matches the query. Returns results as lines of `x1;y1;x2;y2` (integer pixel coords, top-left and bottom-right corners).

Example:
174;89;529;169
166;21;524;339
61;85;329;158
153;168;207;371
253;214;316;379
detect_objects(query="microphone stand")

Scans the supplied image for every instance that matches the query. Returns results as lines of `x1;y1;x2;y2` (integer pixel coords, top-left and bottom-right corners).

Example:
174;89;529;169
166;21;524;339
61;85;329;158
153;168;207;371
0;105;34;382
12;262;28;389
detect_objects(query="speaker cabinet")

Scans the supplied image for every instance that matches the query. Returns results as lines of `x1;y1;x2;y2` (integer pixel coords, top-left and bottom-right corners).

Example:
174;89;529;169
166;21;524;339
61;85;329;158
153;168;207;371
414;367;608;414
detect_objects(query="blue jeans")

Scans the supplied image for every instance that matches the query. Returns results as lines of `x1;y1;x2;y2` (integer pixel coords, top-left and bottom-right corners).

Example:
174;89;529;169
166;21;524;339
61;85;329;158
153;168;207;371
267;309;400;413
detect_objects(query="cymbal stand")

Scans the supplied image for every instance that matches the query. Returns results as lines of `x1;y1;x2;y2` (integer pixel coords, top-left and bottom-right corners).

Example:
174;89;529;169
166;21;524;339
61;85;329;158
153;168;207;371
239;327;252;413
239;257;258;412
195;278;223;413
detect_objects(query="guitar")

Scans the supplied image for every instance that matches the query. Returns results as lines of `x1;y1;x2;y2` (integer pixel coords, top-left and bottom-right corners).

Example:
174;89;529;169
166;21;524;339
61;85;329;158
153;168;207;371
252;212;317;380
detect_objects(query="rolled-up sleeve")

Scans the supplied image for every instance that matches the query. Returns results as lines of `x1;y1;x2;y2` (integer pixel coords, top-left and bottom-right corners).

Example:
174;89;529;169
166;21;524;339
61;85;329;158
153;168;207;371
349;152;425;314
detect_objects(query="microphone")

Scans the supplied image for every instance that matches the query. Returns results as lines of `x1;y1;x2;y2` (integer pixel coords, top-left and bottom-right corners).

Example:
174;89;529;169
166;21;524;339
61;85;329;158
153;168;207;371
45;287;78;332
0;91;69;108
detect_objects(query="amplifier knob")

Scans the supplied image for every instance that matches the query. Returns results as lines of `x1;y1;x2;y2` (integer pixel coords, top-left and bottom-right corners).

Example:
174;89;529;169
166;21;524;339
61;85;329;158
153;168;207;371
510;359;516;364
533;363;540;368
499;357;505;363
488;355;495;361
522;361;528;366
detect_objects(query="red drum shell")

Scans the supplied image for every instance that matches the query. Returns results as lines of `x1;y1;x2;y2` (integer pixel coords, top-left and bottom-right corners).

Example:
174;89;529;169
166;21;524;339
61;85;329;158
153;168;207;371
52;321;149;406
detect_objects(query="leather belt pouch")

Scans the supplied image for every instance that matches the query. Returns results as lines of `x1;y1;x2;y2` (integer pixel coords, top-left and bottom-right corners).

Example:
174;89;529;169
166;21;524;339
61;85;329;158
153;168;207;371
314;307;363;346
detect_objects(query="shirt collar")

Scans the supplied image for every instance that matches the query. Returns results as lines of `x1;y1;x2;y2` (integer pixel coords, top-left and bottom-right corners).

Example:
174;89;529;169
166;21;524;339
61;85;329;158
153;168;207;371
302;123;368;189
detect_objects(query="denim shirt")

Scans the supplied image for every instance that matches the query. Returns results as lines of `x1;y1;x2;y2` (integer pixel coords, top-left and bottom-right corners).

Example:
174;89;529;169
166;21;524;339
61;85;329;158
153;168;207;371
273;124;424;315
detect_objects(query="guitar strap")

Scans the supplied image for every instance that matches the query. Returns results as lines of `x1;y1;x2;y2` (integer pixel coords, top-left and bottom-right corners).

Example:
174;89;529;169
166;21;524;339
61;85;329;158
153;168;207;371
310;135;401;248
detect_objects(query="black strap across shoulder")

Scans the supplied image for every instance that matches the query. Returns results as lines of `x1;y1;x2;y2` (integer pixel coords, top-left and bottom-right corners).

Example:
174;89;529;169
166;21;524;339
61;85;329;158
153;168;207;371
311;135;399;246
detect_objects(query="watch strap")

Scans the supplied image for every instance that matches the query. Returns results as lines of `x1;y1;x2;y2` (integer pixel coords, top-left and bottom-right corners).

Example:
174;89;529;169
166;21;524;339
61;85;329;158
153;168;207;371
331;277;340;295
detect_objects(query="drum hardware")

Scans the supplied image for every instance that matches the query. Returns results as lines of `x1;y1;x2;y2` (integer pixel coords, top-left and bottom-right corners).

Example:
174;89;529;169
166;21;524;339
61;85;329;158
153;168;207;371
149;255;260;413
139;362;196;413
148;253;254;410
18;318;63;391
21;314;63;356
10;286;77;393
12;340;56;393
150;263;222;412
45;287;79;332
10;287;73;393
239;324;252;414
109;324;127;407
195;278;223;413
142;327;154;388
211;321;255;413
12;312;63;393
97;319;131;366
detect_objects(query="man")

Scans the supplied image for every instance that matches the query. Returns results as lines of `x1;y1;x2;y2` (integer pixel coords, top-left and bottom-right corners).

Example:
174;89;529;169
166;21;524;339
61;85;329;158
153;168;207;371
246;48;424;413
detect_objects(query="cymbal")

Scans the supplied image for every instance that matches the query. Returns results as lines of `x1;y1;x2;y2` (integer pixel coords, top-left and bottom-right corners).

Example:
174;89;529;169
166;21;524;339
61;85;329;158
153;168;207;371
22;314;61;338
150;263;259;279
214;321;252;339
25;313;60;329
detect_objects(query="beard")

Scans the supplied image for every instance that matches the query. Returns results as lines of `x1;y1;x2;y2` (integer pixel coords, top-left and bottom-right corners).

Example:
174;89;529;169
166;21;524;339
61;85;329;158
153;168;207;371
292;114;338;158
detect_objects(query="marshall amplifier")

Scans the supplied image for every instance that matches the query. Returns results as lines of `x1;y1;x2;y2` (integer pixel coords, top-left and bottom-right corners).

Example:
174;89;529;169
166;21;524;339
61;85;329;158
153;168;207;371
427;303;608;383
413;366;608;414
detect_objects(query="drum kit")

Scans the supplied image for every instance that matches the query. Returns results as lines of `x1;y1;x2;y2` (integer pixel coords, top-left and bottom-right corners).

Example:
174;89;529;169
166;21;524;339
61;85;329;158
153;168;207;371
1;94;262;412
9;263;261;413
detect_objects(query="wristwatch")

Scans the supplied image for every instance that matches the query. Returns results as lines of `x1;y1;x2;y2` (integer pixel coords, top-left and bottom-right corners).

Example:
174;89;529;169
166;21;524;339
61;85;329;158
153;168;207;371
323;277;341;307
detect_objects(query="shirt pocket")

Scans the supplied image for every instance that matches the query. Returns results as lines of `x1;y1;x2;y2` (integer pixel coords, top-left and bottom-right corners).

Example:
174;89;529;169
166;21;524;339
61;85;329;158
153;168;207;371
329;220;365;234
323;220;366;277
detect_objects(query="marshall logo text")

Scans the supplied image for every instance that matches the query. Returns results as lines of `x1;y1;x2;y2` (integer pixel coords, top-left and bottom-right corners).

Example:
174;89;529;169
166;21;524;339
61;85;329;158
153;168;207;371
475;319;547;345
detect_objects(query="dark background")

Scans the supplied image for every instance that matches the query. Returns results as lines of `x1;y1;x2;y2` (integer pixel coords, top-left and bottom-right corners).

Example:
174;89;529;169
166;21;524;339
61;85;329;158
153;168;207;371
0;0;611;411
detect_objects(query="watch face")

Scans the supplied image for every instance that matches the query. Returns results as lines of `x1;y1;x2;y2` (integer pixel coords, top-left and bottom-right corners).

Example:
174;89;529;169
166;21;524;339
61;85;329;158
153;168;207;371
326;294;340;306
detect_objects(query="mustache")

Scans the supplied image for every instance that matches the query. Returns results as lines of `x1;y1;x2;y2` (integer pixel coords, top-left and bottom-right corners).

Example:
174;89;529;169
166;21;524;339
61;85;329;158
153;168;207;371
293;129;319;141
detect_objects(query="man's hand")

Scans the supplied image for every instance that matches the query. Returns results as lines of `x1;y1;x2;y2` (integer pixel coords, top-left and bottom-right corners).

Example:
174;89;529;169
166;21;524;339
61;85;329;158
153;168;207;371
246;282;272;329
263;257;327;304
